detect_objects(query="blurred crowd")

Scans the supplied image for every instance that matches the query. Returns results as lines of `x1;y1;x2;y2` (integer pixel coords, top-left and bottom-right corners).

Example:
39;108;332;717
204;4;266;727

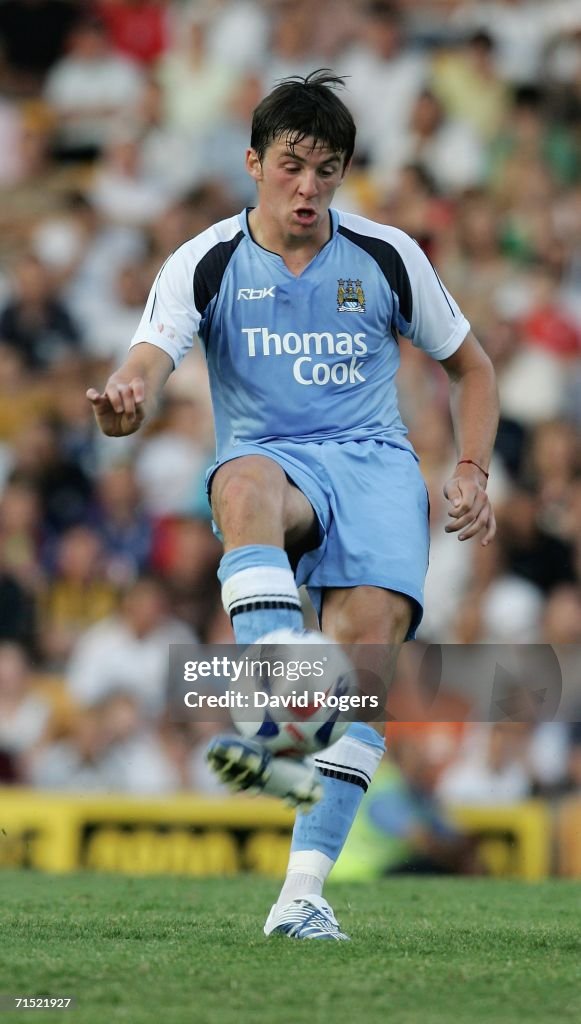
0;0;579;807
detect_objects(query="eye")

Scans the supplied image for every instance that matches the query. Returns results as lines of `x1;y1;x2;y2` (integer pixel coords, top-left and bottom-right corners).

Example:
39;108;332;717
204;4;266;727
319;166;338;177
283;164;301;173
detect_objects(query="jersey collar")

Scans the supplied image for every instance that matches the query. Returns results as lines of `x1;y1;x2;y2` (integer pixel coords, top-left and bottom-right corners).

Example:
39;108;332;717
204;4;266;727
240;207;339;258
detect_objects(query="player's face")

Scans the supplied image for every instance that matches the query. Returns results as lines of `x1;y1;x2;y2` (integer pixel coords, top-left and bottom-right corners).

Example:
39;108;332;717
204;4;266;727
246;136;348;246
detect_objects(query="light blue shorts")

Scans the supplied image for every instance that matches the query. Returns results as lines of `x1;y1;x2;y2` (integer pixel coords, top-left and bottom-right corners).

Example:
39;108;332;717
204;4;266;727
206;438;430;639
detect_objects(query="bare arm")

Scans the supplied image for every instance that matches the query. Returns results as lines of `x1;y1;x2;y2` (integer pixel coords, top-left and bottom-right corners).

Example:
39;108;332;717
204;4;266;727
439;331;499;546
86;342;174;437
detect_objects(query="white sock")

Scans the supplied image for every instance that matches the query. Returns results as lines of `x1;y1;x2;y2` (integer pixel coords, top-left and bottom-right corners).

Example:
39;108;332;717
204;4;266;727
276;850;334;906
276;729;385;909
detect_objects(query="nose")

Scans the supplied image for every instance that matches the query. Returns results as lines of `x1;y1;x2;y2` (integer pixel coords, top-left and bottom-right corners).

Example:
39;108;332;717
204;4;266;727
297;170;318;199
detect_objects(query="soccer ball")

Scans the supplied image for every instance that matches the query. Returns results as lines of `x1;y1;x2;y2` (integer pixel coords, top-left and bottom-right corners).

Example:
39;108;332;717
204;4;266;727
231;628;357;757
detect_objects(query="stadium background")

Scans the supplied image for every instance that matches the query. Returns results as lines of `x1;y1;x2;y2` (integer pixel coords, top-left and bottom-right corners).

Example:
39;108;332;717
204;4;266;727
0;0;580;880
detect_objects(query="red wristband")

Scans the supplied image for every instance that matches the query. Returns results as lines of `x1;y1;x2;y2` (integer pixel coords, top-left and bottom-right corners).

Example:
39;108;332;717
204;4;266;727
457;459;489;480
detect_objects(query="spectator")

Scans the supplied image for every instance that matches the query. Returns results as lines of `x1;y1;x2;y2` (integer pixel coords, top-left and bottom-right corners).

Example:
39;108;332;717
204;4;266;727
97;0;170;68
43;15;144;162
431;30;510;142
528;419;580;533
333;738;481;879
497;487;577;594
489;86;579;200
437;723;533;805
0;478;43;592
374;162;453;259
0;254;81;371
65;575;195;716
134;77;204;197
39;525;119;668
563;722;581;793
0;642;52;778
0;0;78;96
0;101;89;265
83;260;152;365
263;0;328;88
27;701;118;792
206;0;269;73
134;397;210;518
542;583;581;644
95;691;185;794
0;563;37;651
200;74;265;207
375;87;487;197
152;517;223;638
497;325;573;429
155;8;238;137
481;575;544;642
91;463;153;583
89;126;175;227
0;98;26;186
9;418;94;536
32;191;146;341
187;720;232;794
564;479;581;579
0;348;51;452
53;380;100;478
342;0;428;167
451;0;581;87
438;190;530;338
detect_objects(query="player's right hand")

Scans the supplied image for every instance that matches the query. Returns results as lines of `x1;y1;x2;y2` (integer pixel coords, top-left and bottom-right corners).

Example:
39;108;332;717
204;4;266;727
86;377;146;437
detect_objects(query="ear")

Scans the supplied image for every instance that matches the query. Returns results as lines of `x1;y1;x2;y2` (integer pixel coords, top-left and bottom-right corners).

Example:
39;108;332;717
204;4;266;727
246;148;263;183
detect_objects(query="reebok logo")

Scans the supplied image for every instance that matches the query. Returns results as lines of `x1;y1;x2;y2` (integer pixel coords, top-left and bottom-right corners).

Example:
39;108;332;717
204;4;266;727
237;286;276;300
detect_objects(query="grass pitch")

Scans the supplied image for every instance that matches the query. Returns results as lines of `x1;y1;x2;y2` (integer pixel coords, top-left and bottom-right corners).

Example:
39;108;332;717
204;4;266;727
0;873;580;1024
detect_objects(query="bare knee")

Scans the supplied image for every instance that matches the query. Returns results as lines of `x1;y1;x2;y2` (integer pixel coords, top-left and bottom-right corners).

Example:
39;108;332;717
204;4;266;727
211;456;287;548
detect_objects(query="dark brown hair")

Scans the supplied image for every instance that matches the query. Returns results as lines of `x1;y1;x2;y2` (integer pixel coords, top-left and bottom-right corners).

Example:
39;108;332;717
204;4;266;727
250;69;356;167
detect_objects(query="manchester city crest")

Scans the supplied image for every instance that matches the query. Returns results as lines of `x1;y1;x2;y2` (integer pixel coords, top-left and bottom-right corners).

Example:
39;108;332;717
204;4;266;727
337;278;366;313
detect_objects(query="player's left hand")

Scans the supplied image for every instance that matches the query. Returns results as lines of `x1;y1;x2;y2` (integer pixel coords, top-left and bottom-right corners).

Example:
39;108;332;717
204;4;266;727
443;463;496;546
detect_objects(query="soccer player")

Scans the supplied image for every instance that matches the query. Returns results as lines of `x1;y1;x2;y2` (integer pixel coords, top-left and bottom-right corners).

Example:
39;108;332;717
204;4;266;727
87;71;498;940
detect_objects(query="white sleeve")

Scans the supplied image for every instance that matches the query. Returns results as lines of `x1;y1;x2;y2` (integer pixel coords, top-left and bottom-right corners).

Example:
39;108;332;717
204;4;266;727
391;228;470;360
391;228;469;360
129;245;201;369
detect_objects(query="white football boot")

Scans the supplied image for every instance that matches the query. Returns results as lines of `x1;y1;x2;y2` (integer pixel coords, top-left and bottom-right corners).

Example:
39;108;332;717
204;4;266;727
264;895;350;940
205;735;322;811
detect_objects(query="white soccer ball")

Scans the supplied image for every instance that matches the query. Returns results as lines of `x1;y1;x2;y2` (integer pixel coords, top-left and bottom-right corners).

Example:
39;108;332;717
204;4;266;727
231;628;357;757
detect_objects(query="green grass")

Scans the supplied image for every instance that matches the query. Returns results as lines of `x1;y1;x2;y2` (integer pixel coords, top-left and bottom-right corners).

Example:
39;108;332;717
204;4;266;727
0;873;580;1024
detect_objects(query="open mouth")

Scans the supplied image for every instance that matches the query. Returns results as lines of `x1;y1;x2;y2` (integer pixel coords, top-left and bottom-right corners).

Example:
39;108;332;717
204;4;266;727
294;208;317;225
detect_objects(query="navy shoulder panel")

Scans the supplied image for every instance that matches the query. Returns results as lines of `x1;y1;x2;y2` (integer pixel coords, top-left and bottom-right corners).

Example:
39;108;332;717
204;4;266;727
193;231;244;315
338;225;413;324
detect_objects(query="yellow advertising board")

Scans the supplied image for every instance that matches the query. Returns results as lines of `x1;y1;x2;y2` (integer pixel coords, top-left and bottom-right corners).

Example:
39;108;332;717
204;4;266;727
0;789;295;875
0;789;551;879
451;803;551;880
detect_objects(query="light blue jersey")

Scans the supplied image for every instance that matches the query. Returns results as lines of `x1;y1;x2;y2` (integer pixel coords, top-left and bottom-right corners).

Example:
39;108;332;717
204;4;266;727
130;208;469;458
130;208;471;633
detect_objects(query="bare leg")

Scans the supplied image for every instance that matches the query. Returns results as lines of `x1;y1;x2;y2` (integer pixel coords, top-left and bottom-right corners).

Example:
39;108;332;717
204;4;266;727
211;454;315;551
